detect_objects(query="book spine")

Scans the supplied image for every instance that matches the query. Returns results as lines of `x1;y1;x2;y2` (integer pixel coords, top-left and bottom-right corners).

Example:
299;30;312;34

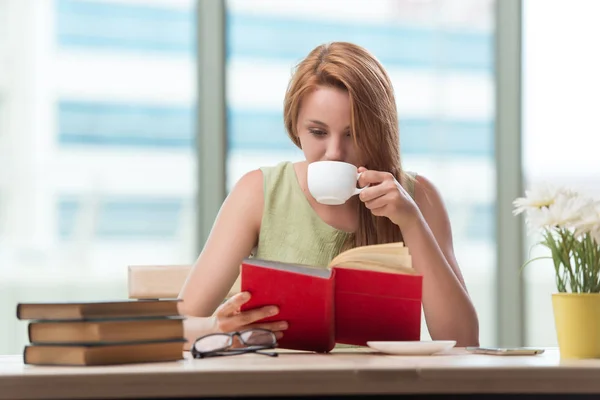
27;322;33;343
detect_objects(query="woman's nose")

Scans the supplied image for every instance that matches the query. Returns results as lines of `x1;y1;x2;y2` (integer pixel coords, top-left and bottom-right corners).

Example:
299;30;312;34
325;139;344;161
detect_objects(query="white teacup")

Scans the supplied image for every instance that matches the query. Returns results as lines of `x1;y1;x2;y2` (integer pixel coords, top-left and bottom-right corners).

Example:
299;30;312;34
307;161;368;205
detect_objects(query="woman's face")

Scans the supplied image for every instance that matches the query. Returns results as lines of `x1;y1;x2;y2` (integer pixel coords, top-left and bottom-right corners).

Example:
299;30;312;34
295;85;360;167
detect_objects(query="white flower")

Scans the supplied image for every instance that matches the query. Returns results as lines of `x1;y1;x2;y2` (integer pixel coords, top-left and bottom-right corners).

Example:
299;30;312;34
552;194;596;228
515;185;592;231
516;184;600;293
513;183;579;216
522;207;551;232
574;202;600;239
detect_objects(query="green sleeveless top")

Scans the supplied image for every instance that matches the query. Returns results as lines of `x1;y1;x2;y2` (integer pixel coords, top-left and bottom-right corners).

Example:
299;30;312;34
254;161;416;267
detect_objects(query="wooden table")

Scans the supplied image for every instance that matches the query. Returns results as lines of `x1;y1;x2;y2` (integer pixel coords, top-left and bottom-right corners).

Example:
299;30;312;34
1;348;600;399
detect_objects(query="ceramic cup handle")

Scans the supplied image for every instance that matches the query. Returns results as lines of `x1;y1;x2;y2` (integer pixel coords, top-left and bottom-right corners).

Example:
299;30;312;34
353;172;370;195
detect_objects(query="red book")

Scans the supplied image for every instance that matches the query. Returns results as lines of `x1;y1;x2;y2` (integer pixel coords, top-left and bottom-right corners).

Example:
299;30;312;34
240;243;422;353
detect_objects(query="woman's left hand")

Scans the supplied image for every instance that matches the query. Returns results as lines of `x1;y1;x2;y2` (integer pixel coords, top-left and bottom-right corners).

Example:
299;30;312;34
357;167;420;228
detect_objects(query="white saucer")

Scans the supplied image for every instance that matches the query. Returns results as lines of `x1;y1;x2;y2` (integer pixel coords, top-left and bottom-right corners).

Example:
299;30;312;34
367;340;457;355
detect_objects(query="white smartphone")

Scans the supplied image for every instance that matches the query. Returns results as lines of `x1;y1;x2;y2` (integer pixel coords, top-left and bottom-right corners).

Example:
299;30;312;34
466;347;545;356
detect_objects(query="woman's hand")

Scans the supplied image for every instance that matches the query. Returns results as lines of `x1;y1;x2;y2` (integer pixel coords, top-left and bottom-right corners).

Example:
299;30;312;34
357;167;420;229
211;291;287;346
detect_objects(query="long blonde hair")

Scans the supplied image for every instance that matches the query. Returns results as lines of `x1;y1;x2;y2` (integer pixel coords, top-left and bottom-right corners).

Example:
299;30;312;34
283;42;411;248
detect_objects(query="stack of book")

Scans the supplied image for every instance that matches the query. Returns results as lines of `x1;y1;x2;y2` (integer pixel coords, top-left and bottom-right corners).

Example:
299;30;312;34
16;299;186;366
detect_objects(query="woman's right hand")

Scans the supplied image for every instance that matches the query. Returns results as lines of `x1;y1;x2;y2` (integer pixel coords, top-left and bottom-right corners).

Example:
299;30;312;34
212;291;288;342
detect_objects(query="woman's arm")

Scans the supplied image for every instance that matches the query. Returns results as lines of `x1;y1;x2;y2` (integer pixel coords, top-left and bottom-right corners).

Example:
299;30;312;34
405;175;479;347
357;168;479;347
178;169;285;348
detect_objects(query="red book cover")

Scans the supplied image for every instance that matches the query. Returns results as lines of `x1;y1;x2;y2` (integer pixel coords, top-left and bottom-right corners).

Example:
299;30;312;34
240;259;335;353
333;267;422;346
240;257;423;353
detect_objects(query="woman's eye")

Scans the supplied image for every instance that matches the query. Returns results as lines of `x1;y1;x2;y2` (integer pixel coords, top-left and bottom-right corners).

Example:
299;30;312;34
309;129;326;137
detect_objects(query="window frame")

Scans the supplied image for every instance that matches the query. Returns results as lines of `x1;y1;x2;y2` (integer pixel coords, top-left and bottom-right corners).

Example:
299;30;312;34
195;0;526;347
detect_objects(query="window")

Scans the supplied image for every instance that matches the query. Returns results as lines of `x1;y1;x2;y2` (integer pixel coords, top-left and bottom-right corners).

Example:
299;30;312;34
57;101;194;148
522;0;600;346
226;0;497;344
0;0;198;355
0;1;7;55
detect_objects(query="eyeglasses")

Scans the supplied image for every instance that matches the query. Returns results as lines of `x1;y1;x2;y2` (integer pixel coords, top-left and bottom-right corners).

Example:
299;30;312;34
191;328;278;359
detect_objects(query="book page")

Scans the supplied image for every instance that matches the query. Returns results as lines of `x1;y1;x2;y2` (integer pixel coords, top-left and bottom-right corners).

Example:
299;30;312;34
328;242;415;275
331;260;416;275
333;242;409;258
243;258;332;278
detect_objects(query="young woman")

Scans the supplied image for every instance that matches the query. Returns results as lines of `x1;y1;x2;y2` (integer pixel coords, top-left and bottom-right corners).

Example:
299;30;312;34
179;42;479;348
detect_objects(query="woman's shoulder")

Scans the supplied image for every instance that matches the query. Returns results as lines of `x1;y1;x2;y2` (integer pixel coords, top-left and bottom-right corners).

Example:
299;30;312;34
231;161;297;203
403;170;444;195
411;173;438;195
227;169;264;217
232;168;263;192
258;160;293;180
408;172;448;213
234;161;290;186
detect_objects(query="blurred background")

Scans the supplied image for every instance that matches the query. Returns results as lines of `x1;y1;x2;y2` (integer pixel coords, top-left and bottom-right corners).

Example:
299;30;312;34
0;0;598;355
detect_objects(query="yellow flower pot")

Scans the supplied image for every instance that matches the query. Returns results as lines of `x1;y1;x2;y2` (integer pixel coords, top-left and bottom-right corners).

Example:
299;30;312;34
552;293;600;359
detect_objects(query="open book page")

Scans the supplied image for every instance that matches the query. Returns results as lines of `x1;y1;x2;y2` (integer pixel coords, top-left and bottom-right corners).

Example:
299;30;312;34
242;258;332;278
327;242;415;275
329;260;415;275
332;242;409;258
